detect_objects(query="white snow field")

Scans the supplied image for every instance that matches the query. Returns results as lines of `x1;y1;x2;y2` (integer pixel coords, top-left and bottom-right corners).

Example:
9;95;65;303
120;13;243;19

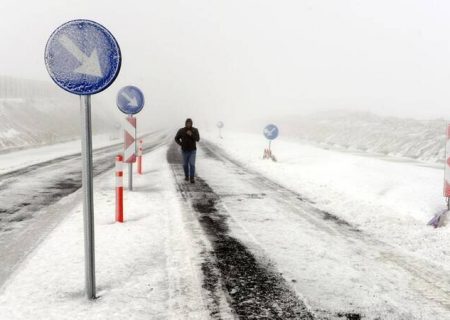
0;121;449;319
200;129;450;319
205;129;450;262
0;146;211;320
275;111;447;164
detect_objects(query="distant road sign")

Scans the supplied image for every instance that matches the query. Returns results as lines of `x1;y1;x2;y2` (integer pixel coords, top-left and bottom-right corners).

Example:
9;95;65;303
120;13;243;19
263;124;279;140
217;121;224;129
45;19;121;95
117;86;145;115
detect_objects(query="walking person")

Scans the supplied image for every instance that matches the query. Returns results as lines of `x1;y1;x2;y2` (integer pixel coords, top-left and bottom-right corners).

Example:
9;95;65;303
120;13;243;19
175;118;200;183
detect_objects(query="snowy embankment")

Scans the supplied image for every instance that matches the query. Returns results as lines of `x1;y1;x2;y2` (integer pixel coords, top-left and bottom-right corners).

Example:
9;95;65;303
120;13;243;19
0;97;115;151
0;76;117;152
276;111;447;163
0;146;209;320
205;130;450;273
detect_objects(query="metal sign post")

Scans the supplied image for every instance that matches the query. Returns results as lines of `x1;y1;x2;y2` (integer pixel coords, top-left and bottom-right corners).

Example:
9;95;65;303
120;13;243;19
129;159;133;191
116;86;145;192
217;121;224;138
45;19;121;299
80;95;96;298
128;115;134;191
263;124;279;162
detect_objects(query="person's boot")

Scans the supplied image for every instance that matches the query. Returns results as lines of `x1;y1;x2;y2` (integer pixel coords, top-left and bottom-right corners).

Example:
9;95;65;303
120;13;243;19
184;176;189;181
190;176;195;184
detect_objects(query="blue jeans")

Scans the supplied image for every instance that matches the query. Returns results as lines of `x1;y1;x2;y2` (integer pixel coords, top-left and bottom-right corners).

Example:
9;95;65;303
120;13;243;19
182;150;196;177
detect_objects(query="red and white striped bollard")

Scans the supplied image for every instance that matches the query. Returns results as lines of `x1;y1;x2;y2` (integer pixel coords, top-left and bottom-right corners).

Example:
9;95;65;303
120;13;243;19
115;154;124;223
444;124;450;200
137;140;143;175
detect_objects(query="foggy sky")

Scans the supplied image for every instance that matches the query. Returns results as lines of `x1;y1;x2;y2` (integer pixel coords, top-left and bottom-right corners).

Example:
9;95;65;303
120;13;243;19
1;0;450;126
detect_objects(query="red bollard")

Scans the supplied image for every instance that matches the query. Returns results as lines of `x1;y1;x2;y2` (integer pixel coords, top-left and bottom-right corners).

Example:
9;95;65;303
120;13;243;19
115;154;124;223
137;140;143;175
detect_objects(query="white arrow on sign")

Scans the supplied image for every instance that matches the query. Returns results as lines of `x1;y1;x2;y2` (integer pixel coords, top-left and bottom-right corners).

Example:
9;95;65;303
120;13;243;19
265;127;276;136
58;35;103;77
121;92;138;107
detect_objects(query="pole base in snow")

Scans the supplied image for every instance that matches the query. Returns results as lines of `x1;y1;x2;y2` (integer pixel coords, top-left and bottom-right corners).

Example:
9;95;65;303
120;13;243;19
263;149;277;162
427;210;448;228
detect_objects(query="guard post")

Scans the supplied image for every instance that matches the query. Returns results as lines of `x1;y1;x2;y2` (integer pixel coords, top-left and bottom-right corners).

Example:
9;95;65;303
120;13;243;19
217;121;224;139
116;86;145;191
116;154;124;222
137;140;143;175
263;124;279;162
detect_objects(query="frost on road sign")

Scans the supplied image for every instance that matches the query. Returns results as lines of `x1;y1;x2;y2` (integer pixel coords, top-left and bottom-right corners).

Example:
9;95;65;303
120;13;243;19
117;86;145;115
263;124;279;140
44;19;121;95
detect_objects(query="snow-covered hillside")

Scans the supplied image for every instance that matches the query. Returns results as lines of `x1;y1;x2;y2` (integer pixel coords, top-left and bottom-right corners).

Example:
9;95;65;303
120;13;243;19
276;111;447;163
0;76;117;151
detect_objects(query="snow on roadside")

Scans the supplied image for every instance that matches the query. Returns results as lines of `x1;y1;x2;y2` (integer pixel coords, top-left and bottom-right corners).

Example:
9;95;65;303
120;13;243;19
276;111;447;163
0;97;115;152
0;146;209;320
0;134;119;175
204;130;450;272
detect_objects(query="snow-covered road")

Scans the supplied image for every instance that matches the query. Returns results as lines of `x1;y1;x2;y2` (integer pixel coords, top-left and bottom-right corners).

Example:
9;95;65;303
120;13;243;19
167;143;314;319
198;139;450;319
0;130;449;319
0;144;211;319
0;131;167;289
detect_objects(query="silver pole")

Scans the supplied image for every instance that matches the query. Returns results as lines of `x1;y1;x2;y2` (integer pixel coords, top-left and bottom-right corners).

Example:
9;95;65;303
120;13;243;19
80;95;96;300
128;163;133;191
129;114;134;191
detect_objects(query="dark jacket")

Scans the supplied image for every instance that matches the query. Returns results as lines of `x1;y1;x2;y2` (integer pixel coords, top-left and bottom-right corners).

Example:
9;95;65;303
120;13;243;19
175;127;200;151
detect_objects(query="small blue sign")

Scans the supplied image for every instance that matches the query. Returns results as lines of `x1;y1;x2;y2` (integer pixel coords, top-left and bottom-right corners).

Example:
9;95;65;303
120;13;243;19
45;19;121;95
116;86;145;115
217;121;224;129
263;124;279;140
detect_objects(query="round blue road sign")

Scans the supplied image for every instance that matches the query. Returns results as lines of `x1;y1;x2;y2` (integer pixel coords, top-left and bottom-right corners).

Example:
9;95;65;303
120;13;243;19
263;124;279;140
45;19;121;95
116;86;145;115
217;121;224;129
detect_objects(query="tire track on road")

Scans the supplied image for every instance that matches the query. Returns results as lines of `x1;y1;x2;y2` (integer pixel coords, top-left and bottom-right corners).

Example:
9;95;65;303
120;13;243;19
200;139;450;318
167;142;315;320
